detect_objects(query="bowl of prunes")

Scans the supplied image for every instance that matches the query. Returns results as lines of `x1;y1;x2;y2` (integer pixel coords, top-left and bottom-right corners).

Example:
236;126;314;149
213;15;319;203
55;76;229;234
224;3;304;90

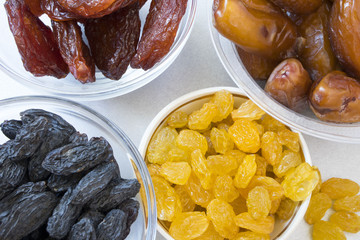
209;0;360;143
0;0;196;100
0;96;157;239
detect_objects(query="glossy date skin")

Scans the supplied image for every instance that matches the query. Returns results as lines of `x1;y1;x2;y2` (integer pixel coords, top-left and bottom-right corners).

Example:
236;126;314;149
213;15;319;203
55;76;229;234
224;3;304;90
213;0;297;59
41;0;81;21
309;71;360;123
330;0;360;80
24;0;43;16
4;0;69;78
270;0;322;14
299;3;337;81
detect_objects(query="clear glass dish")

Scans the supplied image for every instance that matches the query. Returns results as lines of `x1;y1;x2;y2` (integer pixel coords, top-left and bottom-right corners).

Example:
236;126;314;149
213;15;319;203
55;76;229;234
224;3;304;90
207;1;360;143
0;95;157;240
0;0;197;101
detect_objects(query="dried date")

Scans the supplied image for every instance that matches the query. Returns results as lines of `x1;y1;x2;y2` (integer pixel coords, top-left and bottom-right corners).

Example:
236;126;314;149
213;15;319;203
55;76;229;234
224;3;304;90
24;0;44;16
68;218;96;240
52;20;95;83
85;4;141;80
1;120;22;140
41;0;81;21
131;0;188;70
96;209;128;240
4;0;69;78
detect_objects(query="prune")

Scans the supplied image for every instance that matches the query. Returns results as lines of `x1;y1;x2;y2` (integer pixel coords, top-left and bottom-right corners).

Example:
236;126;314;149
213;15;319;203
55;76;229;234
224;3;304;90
47;172;85;193
52;20;95;83
270;0;322;14
118;198;140;238
265;58;312;111
0;160;26;200
70;161;118;204
85;4;141;80
42;137;112;175
329;0;360;79
4;0;69;78
88;178;140;212
299;3;337;81
309;71;360;123
213;0;297;59
131;0;188;70
68;218;96;240
0;190;57;240
0;120;22;140
47;188;83;239
41;0;81;21
96;209;128;240
169;212;210;239
24;0;43;16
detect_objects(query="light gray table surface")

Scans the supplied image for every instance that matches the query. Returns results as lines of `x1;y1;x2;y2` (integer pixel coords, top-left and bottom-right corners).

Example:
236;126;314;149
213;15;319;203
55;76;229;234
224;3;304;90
1;1;360;239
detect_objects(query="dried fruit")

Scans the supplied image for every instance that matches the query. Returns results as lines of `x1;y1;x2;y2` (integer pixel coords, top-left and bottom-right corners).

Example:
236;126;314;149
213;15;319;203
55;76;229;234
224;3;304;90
68;218;96;240
234;212;275;235
79;210;105;227
240;176;284;201
118;198;140;239
214;174;239;202
160;161;191;185
167;111;188;128
177;130;208;155
193;222;223;240
254;155;267;176
305;193;332;225
329;211;360;233
96;209;127;240
321;177;360;200
261;115;287;133
191;149;214;190
169;212;210;239
230;196;248;215
232;100;265;121
276;198;298;220
333;195;360;212
0;120;22;140
168;147;190;163
147;126;178;164
175;185;196;212
232;231;270;240
0;160;26;200
131;0;188;70
210;90;234;122
188;103;218;131
228;119;261;153
210;127;234;154
5;0;69;78
147;163;162;177
312;167;322;194
234;154;257;189
47;172;85;193
41;0;80;21
261;132;282;166
270;0;322;15
269;198;281;215
277;129;300;152
207;199;239;239
312;220;346;240
225;150;247;176
185;173;214;208
273;150;302;178
24;0;43;16
247;186;271;220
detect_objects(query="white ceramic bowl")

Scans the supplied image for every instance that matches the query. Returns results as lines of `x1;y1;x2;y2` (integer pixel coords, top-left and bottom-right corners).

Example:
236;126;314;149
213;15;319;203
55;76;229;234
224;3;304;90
207;1;360;143
0;0;197;101
139;87;311;240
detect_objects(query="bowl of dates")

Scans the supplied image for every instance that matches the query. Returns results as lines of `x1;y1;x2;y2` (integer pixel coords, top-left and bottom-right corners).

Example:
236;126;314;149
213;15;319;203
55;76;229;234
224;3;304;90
0;95;157;240
209;0;360;143
0;0;197;100
139;87;318;240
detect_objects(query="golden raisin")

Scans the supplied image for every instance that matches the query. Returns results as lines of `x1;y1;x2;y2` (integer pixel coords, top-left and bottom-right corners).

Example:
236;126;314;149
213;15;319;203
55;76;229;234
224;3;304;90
305;193;332;225
321;178;360;200
231;99;266;121
210;127;234;154
276;198;298;220
191;149;215;190
312;167;322;194
174;185;196;212
312;220;346;240
329;211;360;233
234;212;275;235
203;130;217;156
207;199;239;239
147;126;178;164
214;174;239;202
247;186;271;220
269;198;282;215
167;111;188;128
168;147;190;163
225;150;247;176
206;155;238;176
278;129;300;152
185;173;214;208
255;155;267;176
231;195;248;215
273;150;302;178
228;119;261;153
261;115;287;132
188;103;218;130
177;129;208;155
147;163;161;176
240;176;284;201
232;231;270;240
216;122;230;131
333;195;360;212
160;162;191;185
193;222;224;240
261;132;282;166
210;90;234;122
234;155;257;189
169;212;210;239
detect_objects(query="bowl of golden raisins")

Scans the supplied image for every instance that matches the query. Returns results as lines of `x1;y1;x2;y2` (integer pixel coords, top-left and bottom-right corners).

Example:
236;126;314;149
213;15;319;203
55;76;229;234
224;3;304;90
139;87;321;240
209;0;360;143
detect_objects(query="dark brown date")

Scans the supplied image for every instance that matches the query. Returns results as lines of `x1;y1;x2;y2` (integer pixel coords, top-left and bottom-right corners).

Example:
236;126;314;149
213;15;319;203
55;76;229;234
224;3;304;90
24;0;43;16
41;0;81;21
270;0;322;14
131;0;188;70
85;4;141;80
309;71;360;123
299;3;337;81
4;0;69;78
330;0;360;79
213;0;297;59
52;20;95;83
265;58;312;111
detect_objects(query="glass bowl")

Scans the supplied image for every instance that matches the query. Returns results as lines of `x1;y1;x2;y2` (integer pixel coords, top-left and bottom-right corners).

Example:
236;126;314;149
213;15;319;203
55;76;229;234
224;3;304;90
139;87;312;240
0;1;197;101
207;1;360;143
0;95;157;240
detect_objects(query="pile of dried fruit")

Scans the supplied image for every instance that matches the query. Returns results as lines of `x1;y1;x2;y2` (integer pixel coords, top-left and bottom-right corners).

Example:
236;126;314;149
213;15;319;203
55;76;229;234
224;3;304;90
4;0;188;83
213;0;360;123
0;109;140;239
145;90;320;239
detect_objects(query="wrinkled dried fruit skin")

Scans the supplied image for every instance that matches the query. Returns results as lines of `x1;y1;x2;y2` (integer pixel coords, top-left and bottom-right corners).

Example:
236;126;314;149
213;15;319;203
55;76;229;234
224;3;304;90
52;20;95;83
188;103;218;130
333;195;360;212
47;188;83;239
261;132;282;166
47;172;85;193
321;177;360;200
330;0;360;79
277;129;300;152
330;211;360;233
68;218;96;240
70;161;117;204
261;115;287;132
210;90;234;122
214;174;239;202
185;173;214;208
5;0;69;78
312;220;346;240
231;99;266;121
24;0;43;16
247;186;271;220
118;198;140;238
175;184;196;212
0;160;26;200
234;154;257;189
41;0;81;21
265;58;312;111
42;137;112;175
270;0;322;14
23;224;49;240
79;210;105;227
207;155;238;176
88;178;140;212
177;130;208;155
85;4;141;80
232;231;270;240
273;150;302;178
169;212;210;239
147;127;178;164
131;0;188;70
96;209;127;240
160;161;191;185
167;111;188;128
228;119;261;153
0;120;22;140
299;3;337;81
276;198;298;220
234;212;275;235
240;176;284;201
213;0;297;59
305;193;332;224
193;222;223;240
309;71;360;123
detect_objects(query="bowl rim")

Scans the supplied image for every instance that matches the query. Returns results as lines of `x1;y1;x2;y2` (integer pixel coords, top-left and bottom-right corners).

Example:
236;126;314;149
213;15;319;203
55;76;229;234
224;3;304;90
0;95;157;240
0;0;197;101
207;1;360;143
138;86;312;240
